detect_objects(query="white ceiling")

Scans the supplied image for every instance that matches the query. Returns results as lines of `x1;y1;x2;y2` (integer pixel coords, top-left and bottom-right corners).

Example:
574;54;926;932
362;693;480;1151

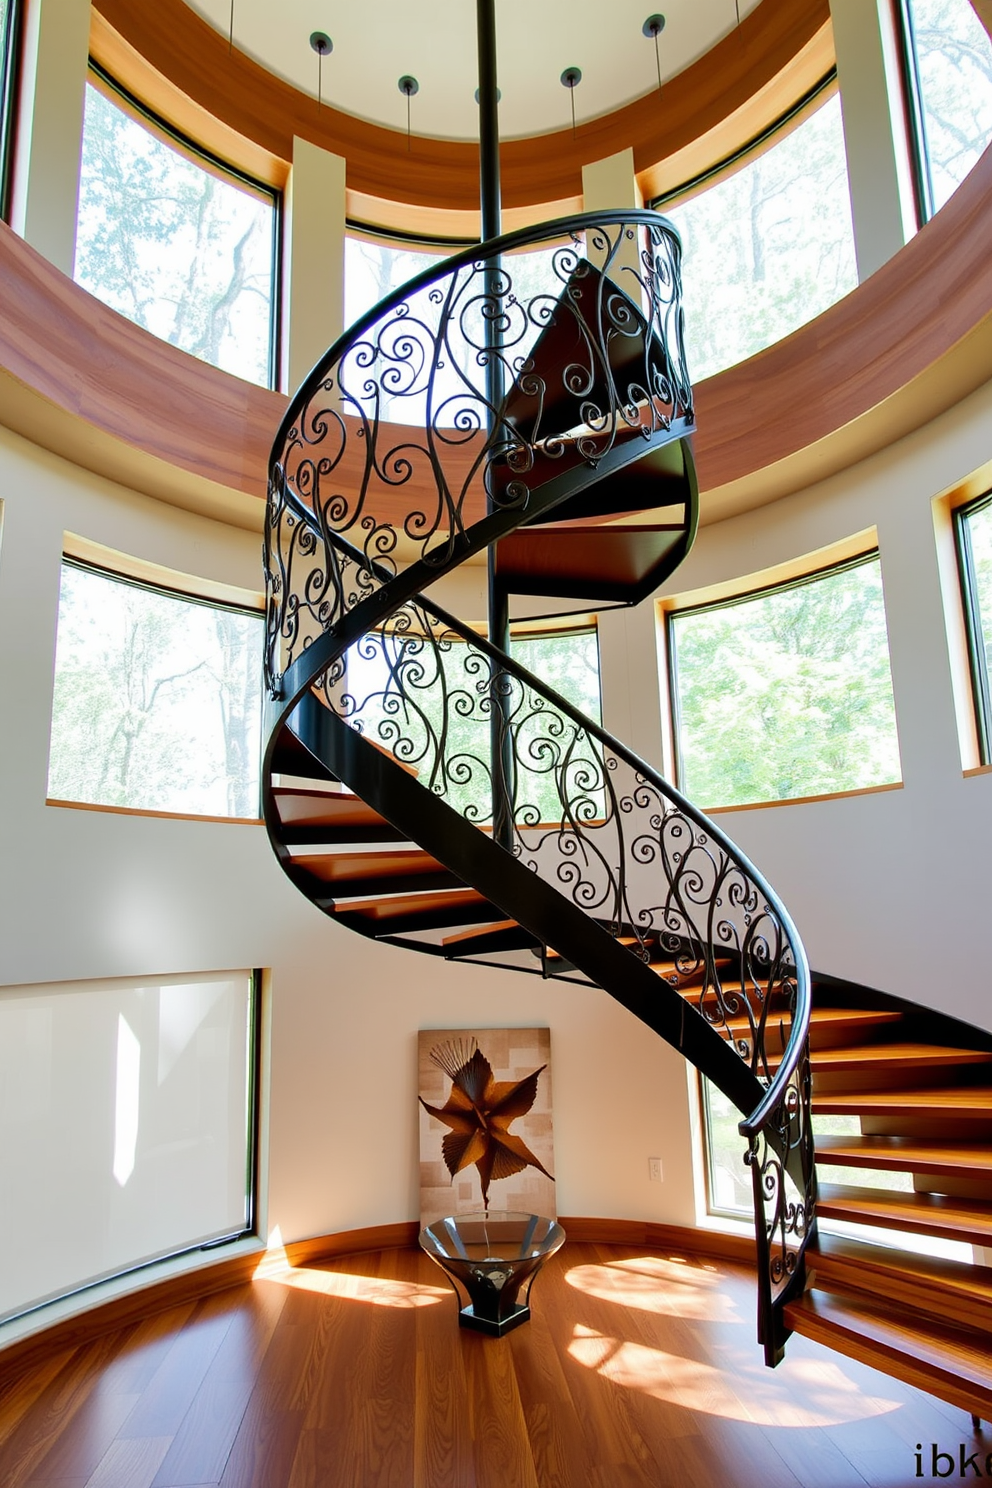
182;0;762;142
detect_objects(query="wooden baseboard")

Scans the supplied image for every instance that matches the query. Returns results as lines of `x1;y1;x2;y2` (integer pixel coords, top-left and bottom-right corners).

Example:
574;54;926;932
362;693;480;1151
558;1216;757;1265
0;1216;754;1386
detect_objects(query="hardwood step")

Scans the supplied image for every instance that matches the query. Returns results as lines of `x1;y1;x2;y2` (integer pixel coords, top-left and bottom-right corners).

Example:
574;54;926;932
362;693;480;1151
784;1289;992;1422
813;1086;992;1125
815;1134;992;1185
723;1006;903;1053
332;887;499;935
295;847;458;901
442;919;540;958
495;523;685;604
545;935;642;963
272;786;403;843
816;1181;992;1248
807;1041;992;1093
806;1232;992;1334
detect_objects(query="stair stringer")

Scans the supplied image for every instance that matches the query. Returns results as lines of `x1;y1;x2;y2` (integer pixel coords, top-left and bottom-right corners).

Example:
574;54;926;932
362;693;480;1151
262;209;816;1367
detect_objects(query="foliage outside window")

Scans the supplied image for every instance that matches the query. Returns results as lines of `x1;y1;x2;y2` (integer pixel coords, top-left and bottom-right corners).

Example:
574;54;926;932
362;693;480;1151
74;78;278;388
0;971;258;1324
662;93;857;382
344;234;570;427
48;562;263;818
701;1079;912;1221
346;624;602;822
903;0;992;217
955;493;992;761
669;554;902;810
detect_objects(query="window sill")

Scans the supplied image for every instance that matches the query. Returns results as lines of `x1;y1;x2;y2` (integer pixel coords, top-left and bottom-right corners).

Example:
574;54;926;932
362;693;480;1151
701;780;904;815
46;798;263;825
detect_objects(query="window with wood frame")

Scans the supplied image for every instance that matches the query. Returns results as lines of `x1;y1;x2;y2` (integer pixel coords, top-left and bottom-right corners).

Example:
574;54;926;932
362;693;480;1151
74;70;280;388
48;559;264;820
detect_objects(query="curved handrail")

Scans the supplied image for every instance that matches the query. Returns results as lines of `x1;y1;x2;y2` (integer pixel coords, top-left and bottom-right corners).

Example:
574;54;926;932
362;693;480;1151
277;207;690;443
263;209;815;1364
265;209;694;698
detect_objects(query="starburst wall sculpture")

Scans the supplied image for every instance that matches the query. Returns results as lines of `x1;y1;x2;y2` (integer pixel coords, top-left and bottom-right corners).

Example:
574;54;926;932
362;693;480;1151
418;1034;555;1219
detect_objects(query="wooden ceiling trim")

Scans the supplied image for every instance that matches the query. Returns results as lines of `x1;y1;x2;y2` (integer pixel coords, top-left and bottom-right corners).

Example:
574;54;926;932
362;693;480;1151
693;139;992;498
90;0;832;214
2;139;990;533
0;222;278;524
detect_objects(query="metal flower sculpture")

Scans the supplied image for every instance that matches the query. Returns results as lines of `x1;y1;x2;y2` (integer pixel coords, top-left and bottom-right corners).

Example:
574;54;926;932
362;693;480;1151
420;1039;554;1213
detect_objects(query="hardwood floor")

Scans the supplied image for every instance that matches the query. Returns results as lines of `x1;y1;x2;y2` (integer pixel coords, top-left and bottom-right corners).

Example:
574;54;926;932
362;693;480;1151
1;1242;986;1488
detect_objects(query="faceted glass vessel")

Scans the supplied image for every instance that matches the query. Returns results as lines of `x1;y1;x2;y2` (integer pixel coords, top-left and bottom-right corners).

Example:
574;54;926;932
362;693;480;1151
419;1212;565;1336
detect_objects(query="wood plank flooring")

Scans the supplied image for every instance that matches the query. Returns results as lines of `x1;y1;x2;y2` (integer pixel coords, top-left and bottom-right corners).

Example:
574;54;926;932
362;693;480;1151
1;1242;987;1488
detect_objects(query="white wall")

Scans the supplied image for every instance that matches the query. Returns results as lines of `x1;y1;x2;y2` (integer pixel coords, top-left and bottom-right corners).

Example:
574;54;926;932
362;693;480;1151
0;426;698;1284
644;379;992;1033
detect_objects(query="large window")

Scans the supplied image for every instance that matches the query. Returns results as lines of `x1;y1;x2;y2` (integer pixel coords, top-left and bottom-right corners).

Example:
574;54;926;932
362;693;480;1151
48;562;263;819
955;492;992;761
701;1079;915;1223
0;971;258;1324
662;92;858;381
345;234;447;331
74;76;279;388
343;232;569;426
345;623;602;822
902;0;992;217
668;554;902;810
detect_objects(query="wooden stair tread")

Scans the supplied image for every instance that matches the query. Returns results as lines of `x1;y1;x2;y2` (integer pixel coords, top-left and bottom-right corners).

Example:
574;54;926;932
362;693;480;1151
784;1291;992;1416
332;887;495;933
443;918;519;947
333;886;487;919
293;848;447;883
726;1007;902;1032
813;1086;992;1116
545;935;641;962
808;1041;992;1071
816;1181;992;1244
442;919;540;958
806;1232;992;1330
815;1134;992;1177
272;786;405;844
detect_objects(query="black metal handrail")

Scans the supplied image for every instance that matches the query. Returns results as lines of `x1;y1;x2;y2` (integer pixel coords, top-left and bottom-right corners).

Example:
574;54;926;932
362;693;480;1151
262;208;815;1366
264;209;693;695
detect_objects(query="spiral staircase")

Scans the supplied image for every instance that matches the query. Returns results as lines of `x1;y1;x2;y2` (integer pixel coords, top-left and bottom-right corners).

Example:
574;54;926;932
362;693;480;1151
260;209;992;1415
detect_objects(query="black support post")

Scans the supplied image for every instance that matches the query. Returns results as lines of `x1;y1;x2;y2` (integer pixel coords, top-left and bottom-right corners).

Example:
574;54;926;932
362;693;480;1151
477;0;513;849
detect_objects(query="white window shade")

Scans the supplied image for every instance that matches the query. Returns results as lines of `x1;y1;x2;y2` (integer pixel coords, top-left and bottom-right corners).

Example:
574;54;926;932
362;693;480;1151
0;972;255;1323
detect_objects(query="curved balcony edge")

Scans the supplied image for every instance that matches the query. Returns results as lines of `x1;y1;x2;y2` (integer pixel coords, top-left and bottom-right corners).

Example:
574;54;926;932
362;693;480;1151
1;137;991;534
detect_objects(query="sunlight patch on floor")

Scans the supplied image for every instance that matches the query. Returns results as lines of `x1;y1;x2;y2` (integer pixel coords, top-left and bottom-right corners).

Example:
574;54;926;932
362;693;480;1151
259;1265;448;1307
567;1324;903;1426
565;1255;737;1320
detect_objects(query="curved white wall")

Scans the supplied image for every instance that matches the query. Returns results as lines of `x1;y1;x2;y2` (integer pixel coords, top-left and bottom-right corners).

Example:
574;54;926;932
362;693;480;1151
637;376;992;1033
0;424;699;1276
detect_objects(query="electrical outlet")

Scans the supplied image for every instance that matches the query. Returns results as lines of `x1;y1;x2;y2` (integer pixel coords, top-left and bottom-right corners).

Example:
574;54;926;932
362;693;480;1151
648;1157;663;1182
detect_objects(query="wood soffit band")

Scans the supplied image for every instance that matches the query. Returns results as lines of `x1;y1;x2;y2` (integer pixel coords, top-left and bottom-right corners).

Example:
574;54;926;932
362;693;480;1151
90;0;833;213
2;131;992;532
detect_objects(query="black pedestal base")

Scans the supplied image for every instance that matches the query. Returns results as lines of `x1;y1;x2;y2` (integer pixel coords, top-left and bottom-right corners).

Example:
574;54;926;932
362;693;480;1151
458;1301;530;1336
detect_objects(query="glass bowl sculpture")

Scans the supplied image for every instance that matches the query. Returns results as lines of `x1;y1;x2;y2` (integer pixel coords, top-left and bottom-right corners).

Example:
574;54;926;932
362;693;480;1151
418;1211;565;1336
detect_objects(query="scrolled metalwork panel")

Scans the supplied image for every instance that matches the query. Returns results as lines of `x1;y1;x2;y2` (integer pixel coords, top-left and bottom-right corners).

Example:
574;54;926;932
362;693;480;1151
317;598;799;1071
263;206;812;1366
746;1044;818;1362
264;214;692;692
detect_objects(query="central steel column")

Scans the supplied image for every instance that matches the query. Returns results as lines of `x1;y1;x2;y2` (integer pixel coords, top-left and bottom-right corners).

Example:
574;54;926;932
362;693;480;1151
477;0;513;848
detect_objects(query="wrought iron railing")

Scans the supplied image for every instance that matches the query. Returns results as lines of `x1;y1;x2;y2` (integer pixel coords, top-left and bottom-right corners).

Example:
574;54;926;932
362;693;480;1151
264;210;692;694
262;209;815;1365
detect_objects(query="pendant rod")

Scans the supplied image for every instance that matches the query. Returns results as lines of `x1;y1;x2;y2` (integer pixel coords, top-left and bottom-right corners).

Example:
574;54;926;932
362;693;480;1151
477;0;501;242
476;0;512;847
